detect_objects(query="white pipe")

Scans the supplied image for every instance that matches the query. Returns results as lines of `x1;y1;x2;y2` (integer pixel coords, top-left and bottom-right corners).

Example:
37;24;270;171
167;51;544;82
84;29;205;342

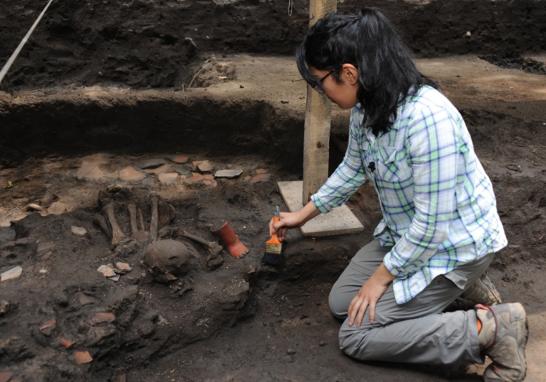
0;0;55;86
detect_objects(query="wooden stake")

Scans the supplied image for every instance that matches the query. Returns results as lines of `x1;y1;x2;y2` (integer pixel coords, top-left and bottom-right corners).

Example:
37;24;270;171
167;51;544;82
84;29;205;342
302;0;338;203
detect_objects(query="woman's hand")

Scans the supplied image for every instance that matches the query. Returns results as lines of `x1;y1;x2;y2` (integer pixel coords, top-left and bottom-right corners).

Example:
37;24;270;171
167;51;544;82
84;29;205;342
347;264;394;326
269;211;304;241
268;201;320;241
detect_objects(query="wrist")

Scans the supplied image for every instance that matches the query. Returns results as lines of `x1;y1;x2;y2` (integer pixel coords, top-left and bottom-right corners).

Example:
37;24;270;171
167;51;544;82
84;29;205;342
374;264;395;285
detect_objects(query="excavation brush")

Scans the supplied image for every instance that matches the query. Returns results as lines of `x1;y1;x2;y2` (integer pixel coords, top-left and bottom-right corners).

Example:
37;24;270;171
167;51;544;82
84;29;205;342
263;206;283;265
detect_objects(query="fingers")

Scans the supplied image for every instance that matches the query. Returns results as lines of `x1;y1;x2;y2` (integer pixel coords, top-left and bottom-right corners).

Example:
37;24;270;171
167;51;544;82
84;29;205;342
354;299;368;327
368;301;376;323
348;295;362;326
277;227;287;242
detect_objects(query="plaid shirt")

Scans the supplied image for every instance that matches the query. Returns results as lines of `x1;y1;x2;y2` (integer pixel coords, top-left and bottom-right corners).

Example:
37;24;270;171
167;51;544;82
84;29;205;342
311;86;507;304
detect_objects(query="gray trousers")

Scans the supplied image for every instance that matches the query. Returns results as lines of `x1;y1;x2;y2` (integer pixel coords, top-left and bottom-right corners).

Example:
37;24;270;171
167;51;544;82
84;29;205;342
329;240;493;366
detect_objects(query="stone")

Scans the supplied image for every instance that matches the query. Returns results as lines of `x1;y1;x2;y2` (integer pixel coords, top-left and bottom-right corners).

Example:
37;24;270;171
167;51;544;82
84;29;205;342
47;200;70;215
114;262;132;274
214;169;243;178
74;350;93;365
119;166;146;182
58;337;75;349
38;268;48;274
137;158;166;170
0;300;12;316
37;241;55;255
76;154;115;181
143;164;173;175
192;160;214;173
171;164;192;176
90;312;116;325
77;293;97;307
255;168;268;174
1;266;22;282
158;172;179;185
287;348;296;355
185;173;217;188
168;154;190;164
71;226;87;236
250;173;271;183
0;371;13;382
39;319;56;336
97;264;116;278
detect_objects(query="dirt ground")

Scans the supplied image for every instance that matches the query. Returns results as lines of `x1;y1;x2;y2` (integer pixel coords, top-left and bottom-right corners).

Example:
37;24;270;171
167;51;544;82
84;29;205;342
0;53;545;381
1;0;545;89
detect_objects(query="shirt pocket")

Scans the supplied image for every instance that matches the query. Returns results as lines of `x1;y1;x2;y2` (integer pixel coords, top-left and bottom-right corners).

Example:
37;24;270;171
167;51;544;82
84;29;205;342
375;146;412;184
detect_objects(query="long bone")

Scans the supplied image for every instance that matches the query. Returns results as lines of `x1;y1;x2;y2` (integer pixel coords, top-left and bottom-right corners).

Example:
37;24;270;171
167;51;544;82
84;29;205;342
149;195;159;242
103;203;126;246
128;203;149;242
176;229;223;256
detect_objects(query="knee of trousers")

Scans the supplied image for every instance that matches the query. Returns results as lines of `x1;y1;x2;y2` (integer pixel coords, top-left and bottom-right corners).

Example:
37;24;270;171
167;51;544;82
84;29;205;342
338;323;374;360
328;286;347;319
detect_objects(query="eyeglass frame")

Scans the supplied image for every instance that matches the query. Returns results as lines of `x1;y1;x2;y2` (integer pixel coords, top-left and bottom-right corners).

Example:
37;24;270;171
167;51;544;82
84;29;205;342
310;69;335;93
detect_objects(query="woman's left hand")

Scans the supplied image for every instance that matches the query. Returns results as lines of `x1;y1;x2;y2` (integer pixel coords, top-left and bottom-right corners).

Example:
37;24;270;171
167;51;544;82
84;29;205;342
347;264;394;326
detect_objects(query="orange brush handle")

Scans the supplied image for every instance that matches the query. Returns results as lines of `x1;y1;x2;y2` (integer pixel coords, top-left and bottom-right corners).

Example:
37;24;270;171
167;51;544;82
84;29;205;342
267;215;281;244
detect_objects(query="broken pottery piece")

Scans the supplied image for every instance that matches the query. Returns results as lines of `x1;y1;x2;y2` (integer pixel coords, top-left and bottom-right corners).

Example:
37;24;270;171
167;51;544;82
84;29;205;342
115;262;132;274
119;166;146;182
168;154;190;164
58;337;75;349
250;173;271;184
137;158;166;170
192;160;214;173
214;169;243;179
1;266;22;282
74;350;93;365
71;226;87;236
39;319;57;336
212;222;249;258
90;312;115;325
97;264;116;278
158;172;179;185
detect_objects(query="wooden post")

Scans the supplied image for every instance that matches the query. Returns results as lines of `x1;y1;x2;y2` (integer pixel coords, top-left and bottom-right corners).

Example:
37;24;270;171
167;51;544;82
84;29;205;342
302;0;338;203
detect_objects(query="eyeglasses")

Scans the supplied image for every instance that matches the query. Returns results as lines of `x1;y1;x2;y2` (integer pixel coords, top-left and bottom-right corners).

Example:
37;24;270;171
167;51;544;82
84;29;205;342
311;70;334;93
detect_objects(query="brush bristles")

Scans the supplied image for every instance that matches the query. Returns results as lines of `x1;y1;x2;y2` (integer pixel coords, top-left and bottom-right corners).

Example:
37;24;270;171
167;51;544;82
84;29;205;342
264;242;282;255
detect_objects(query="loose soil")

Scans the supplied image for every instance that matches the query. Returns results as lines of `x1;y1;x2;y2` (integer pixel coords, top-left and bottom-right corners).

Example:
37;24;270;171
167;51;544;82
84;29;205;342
1;0;545;89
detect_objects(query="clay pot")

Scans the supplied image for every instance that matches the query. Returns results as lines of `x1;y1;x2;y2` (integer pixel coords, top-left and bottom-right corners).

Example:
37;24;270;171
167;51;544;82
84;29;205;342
213;222;249;258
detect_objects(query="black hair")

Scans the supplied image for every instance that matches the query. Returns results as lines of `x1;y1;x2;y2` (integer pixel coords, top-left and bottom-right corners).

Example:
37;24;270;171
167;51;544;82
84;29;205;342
297;8;434;136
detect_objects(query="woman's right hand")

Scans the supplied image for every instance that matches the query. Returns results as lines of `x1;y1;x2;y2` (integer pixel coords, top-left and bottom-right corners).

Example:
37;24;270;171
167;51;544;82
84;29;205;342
269;211;305;242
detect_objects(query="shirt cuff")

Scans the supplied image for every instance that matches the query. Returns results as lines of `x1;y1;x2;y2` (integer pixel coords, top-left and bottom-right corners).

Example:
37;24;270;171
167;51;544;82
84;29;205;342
310;194;330;214
382;251;402;277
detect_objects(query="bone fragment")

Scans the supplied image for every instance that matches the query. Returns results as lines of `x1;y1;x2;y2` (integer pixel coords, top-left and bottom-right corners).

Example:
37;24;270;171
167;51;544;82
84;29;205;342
149;195;159;242
128;203;139;236
103;203;125;246
138;208;146;232
177;229;223;256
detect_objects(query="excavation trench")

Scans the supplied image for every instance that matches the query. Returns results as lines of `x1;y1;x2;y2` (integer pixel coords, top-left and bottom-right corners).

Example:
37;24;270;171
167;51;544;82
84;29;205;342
1;85;545;381
0;93;378;381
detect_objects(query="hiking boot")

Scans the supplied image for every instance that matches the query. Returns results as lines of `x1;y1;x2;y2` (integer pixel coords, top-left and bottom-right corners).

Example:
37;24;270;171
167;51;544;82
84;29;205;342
447;274;502;311
463;273;502;305
476;303;528;382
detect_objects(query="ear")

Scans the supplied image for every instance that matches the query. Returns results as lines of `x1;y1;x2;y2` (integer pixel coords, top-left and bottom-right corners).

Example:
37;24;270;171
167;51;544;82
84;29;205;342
341;63;359;86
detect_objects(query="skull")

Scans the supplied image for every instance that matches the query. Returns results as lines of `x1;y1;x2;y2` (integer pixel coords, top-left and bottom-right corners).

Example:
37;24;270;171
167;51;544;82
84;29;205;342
143;239;198;283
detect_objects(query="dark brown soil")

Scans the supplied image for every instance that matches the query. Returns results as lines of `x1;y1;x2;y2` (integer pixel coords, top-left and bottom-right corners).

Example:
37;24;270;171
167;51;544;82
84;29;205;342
1;0;545;89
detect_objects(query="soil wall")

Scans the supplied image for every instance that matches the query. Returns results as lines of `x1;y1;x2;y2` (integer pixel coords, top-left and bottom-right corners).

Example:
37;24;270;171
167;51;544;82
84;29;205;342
1;0;545;89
